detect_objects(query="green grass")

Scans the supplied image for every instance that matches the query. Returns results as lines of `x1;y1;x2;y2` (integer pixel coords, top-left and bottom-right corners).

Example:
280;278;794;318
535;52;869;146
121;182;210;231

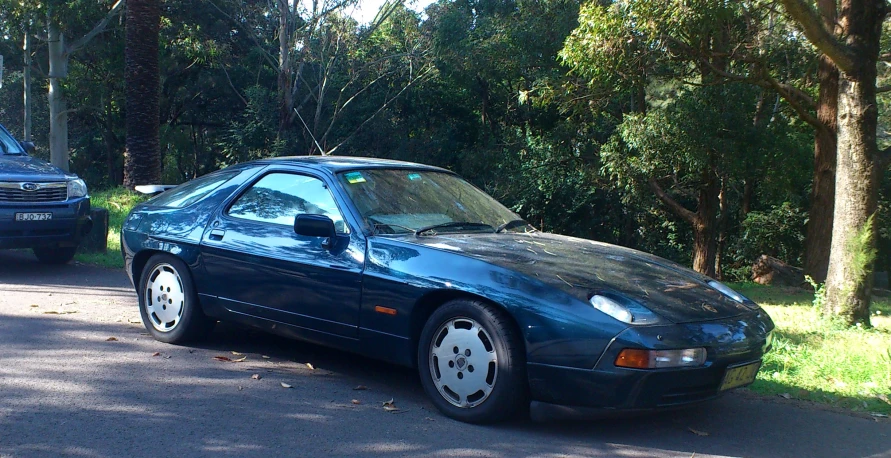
74;187;148;269
734;283;891;416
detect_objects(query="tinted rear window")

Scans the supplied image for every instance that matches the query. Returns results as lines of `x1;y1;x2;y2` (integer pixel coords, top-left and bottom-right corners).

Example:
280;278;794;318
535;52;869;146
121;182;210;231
147;171;238;208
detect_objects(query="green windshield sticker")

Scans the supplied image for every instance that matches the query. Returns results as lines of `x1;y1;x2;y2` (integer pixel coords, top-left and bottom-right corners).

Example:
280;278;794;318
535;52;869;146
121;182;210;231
407;173;422;181
344;172;366;184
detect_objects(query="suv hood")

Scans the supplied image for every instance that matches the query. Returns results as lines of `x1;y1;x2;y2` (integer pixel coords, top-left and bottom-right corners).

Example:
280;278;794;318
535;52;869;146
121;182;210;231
0;155;70;182
400;231;754;324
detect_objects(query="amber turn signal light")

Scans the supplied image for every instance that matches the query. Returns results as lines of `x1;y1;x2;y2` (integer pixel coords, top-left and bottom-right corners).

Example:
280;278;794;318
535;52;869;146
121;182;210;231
615;348;707;369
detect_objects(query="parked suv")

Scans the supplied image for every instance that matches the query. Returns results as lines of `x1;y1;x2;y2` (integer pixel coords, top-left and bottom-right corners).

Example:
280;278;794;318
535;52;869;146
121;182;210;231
0;123;91;264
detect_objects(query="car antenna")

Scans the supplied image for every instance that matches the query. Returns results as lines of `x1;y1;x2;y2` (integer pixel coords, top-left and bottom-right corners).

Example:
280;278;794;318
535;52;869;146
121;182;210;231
293;108;326;156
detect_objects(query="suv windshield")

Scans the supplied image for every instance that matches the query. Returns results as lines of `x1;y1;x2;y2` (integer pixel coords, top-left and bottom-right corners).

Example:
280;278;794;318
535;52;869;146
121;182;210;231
337;169;526;235
0;126;24;155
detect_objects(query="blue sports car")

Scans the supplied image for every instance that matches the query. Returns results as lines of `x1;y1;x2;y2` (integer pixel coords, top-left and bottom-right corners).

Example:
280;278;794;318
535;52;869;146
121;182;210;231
122;156;774;423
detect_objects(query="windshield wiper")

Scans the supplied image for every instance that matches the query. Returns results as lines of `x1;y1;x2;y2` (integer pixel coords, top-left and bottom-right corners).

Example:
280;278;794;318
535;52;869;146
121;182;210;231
495;219;531;233
415;221;495;236
369;221;416;235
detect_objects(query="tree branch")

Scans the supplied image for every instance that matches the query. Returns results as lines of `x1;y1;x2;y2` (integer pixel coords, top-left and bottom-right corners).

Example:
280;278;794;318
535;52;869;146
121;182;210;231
648;177;698;225
65;0;125;56
779;0;854;73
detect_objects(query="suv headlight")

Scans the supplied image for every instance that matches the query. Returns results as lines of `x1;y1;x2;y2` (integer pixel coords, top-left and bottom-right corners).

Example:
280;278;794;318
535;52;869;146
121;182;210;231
67;179;88;199
589;294;662;325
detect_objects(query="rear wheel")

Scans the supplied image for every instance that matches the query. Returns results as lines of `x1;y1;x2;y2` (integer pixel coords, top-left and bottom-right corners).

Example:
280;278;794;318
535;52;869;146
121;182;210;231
138;254;214;344
418;299;527;423
32;245;78;264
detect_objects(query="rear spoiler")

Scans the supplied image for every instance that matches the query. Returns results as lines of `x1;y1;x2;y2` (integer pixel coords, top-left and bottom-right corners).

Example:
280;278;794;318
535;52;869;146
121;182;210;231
134;185;177;196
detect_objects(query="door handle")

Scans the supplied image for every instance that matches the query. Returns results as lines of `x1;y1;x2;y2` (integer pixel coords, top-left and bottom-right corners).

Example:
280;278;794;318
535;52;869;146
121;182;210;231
208;229;226;241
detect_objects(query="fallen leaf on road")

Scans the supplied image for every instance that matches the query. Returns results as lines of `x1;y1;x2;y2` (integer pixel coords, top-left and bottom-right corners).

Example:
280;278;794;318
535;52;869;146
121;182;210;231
262;355;271;359
778;393;791;399
213;356;233;362
688;428;709;437
382;398;394;406
281;382;292;388
353;385;368;391
305;363;315;370
232;356;247;363
105;337;118;342
238;386;244;391
351;399;361;405
152;352;161;357
231;351;244;356
44;310;78;315
30;304;38;308
871;413;888;418
251;374;261;380
128;318;141;323
382;398;399;412
425;417;435;421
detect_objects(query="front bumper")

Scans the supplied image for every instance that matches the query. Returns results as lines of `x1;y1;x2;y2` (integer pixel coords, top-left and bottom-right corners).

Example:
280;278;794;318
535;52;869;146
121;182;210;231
527;312;774;413
0;197;92;248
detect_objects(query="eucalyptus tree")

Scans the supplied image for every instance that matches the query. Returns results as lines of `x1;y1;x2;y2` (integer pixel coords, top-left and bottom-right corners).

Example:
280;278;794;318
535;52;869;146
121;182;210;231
123;0;161;188
780;0;890;326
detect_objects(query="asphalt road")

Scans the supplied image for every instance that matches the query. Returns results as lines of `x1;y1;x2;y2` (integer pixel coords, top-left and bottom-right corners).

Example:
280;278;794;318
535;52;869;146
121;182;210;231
0;250;889;458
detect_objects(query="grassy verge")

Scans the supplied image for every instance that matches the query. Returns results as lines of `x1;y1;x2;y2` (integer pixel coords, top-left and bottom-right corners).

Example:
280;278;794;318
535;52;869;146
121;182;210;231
734;283;891;416
74;187;148;269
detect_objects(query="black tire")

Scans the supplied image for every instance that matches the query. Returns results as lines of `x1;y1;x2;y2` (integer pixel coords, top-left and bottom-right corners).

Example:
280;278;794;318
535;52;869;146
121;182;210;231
418;299;527;424
32;245;78;264
138;253;214;344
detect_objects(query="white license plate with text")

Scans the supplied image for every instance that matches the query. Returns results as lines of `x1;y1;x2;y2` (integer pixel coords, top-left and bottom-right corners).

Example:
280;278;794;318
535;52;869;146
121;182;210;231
15;212;52;222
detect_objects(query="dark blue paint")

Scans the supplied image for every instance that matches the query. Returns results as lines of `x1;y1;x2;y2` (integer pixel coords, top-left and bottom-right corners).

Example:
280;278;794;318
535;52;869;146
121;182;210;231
122;156;775;412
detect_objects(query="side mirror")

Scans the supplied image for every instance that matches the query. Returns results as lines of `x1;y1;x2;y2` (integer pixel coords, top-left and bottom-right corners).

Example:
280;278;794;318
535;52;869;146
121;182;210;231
294;214;336;239
19;141;35;153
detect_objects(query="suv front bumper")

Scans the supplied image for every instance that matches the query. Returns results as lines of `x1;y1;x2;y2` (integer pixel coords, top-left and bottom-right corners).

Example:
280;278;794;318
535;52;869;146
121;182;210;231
0;197;92;249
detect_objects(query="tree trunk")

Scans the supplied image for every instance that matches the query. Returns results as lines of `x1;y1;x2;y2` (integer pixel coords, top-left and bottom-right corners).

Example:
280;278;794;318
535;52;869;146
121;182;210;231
692;171;720;278
823;0;887;326
804;0;839;283
277;0;293;135
47;19;69;172
123;0;162;188
23;32;32;142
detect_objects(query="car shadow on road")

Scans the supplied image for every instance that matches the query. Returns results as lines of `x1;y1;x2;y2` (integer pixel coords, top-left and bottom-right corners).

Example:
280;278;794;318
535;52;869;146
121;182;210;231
1;310;889;458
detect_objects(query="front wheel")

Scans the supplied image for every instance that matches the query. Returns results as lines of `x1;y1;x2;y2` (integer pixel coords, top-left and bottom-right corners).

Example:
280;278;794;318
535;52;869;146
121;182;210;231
33;245;77;264
138;254;214;344
418;299;527;423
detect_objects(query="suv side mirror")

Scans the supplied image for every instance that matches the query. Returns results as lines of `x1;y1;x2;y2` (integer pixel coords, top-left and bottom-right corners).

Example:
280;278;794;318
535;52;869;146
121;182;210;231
294;214;336;239
19;141;35;153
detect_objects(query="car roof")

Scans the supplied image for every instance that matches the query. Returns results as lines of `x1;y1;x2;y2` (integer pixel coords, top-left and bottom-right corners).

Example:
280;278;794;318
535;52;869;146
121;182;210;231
251;156;452;174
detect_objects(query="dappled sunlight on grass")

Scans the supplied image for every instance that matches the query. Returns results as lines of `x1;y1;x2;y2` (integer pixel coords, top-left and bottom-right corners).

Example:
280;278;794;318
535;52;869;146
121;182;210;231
75;188;148;269
736;284;891;415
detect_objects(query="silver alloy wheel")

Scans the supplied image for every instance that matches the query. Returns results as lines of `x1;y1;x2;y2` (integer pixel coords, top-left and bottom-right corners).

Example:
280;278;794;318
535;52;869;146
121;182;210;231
428;317;498;408
144;263;186;332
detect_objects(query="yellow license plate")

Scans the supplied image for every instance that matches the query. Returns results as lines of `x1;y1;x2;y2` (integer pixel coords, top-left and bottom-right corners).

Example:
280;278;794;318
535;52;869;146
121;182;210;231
719;361;761;391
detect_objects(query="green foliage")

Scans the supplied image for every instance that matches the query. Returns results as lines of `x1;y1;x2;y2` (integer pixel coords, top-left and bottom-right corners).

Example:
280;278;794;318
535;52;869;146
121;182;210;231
737;202;808;267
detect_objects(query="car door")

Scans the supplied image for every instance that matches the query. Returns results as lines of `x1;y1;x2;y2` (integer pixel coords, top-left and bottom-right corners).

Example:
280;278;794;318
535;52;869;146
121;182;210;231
199;168;365;338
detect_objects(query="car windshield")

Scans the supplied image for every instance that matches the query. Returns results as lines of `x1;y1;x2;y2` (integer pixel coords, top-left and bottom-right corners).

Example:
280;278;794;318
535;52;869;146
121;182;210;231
336;168;528;235
0;126;24;155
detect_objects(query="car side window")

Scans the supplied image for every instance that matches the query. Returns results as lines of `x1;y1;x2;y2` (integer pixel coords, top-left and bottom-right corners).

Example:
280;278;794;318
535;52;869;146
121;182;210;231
228;172;349;233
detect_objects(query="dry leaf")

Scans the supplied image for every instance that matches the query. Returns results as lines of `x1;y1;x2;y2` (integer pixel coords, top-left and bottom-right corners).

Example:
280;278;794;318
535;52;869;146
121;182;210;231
238;386;244;391
281;382;292;389
152;352;161;357
353;385;368;391
128;318;141;323
44;310;77;315
382;398;394;407
688;428;709;437
871;413;889;418
305;363;315;370
30;304;39;308
232;356;247;363
262;355;271;359
779;393;792;399
213;356;233;362
351;399;361;405
105;337;118;342
384;405;400;412
231;351;244;356
251;374;262;380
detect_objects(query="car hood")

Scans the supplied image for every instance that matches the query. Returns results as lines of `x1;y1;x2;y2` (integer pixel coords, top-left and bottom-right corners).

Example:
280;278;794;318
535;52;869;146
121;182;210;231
0;155;70;181
398;231;753;324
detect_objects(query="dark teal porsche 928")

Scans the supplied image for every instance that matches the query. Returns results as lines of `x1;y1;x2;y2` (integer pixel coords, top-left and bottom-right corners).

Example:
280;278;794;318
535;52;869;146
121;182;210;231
121;156;774;423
